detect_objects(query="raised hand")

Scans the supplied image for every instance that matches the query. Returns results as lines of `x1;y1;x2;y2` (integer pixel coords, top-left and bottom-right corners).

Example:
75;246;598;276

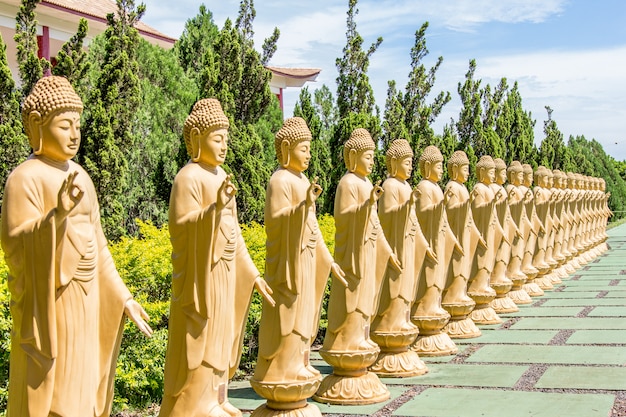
370;180;384;205
56;171;84;222
217;174;237;211
410;187;421;205
306;176;323;207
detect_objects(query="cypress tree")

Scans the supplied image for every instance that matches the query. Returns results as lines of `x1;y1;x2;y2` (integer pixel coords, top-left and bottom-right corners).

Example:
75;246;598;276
79;0;145;239
538;106;571;170
14;0;49;97
52;18;90;99
0;33;28;206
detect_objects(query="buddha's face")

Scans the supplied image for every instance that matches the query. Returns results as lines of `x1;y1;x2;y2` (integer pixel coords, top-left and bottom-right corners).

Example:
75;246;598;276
198;127;228;167
39;110;81;162
426;161;443;182
480;167;495;185
524;172;533;186
496;168;507;185
393;156;412;181
510;170;523;186
354;149;375;177
286;140;311;173
452;163;469;184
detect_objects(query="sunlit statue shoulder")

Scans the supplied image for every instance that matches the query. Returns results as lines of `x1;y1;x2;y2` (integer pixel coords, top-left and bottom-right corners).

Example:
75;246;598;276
0;76;152;417
160;98;274;417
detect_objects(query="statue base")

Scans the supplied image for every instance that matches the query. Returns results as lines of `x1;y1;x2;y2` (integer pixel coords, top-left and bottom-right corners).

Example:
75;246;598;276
553;265;569;279
443;316;481;339
508;288;533;305
410;315;457;356
469;305;502;324
315;348;389;405
490;295;519;313
250;403;322;417
534;275;554;290
250;377;323;417
369;348;428;377
548;271;562;284
563;261;576;274
370;329;427;377
522;281;544;297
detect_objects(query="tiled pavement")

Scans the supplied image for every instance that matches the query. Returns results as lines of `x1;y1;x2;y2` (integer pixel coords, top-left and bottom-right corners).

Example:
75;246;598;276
230;224;626;416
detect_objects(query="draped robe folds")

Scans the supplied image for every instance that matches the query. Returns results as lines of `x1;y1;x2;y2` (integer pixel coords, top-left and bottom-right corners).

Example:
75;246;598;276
254;168;332;382
325;172;392;352
505;184;526;277
414;179;446;291
468;183;497;291
160;163;259;415
373;177;425;331
490;183;516;283
1;156;132;417
443;181;480;301
532;186;551;268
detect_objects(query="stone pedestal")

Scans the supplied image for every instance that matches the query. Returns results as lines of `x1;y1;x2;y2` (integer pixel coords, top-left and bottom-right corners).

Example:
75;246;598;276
314;348;390;405
251;377;323;417
468;291;502;324
369;328;427;377
442;301;481;339
411;314;458;356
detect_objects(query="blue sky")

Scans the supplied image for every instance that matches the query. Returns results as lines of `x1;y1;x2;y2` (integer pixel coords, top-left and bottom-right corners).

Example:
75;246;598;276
139;0;626;161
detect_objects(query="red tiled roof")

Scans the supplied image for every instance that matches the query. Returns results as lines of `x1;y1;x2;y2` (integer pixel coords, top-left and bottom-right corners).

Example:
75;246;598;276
42;0;175;44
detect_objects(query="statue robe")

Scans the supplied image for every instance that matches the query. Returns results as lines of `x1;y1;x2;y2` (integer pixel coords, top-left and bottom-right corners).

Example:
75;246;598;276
1;156;131;417
325;172;392;352
160;162;259;416
254;168;332;382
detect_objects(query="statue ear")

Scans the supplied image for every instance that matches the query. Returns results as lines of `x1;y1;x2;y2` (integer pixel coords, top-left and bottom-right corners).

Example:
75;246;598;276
28;111;43;155
190;127;201;162
423;160;431;178
280;140;290;168
390;157;397;177
348;149;357;172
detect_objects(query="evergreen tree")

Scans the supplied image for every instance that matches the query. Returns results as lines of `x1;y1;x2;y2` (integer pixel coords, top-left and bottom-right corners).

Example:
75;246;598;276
52;18;90;99
0;33;28;205
480;79;507;159
397;21;450;178
456;59;485;162
197;0;281;223
14;0;49;97
496;82;537;165
294;87;333;212
314;85;338;138
79;0;145;239
538;106;571;170
175;5;219;77
381;80;408;151
328;0;383;212
123;40;198;235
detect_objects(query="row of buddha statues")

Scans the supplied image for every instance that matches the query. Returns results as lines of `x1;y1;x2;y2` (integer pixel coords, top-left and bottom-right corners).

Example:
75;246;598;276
0;77;611;417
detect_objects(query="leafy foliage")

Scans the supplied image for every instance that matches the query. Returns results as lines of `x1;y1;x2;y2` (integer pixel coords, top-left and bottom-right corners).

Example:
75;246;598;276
52;18;90;98
0;33;28;207
538;106;573;171
0;250;10;415
14;0;49;98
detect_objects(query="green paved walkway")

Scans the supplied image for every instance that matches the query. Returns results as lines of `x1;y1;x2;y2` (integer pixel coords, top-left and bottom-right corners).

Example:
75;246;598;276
230;224;626;416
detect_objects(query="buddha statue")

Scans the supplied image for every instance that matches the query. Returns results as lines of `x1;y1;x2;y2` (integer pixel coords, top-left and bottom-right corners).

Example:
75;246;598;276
369;139;428;377
489;158;519;313
520;164;544;296
160;98;275;417
316;128;398;405
549;169;570;280
467;155;502;324
441;150;482;339
504;161;532;304
1;76;152;416
251;117;346;417
411;145;458;356
532;166;554;290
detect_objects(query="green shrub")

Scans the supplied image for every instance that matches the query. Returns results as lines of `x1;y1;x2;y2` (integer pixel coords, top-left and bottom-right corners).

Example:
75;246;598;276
0;251;10;417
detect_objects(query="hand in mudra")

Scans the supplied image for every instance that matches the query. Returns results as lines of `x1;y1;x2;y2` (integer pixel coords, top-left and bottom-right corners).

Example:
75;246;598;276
56;171;84;221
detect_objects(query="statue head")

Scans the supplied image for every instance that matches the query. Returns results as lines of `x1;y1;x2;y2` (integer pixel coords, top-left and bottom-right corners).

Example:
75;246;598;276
385;139;413;180
476;155;496;185
599;177;606;192
22;76;83;160
418;145;444;182
523;164;534;187
507;161;524;186
275;117;313;172
494;158;507;185
184;98;230;165
534;166;548;187
447;150;470;184
552;169;563;189
344;128;375;176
